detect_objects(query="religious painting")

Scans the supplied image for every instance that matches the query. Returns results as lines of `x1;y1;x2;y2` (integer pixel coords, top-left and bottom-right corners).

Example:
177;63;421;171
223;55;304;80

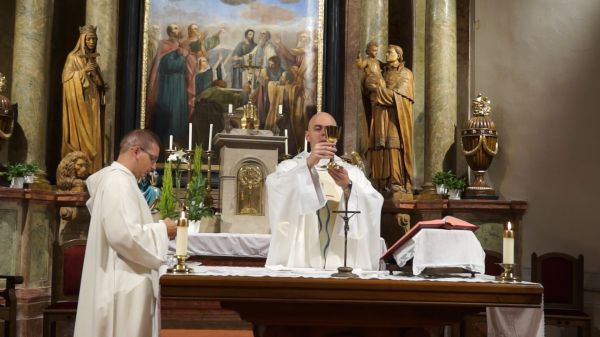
139;0;324;155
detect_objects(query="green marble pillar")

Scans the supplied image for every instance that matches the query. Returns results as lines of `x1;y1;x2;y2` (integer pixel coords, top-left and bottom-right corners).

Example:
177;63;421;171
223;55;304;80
359;0;388;60
423;0;457;190
86;0;118;164
11;0;54;167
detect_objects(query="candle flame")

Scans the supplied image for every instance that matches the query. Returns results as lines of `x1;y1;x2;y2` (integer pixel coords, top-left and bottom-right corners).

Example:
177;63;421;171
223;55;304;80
507;221;512;230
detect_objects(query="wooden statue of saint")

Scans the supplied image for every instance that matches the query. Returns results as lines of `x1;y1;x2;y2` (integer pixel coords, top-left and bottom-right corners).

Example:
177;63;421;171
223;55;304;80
361;44;414;199
61;25;107;173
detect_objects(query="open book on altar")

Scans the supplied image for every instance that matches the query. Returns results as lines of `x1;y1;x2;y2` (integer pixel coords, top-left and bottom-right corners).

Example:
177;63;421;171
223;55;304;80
381;216;479;260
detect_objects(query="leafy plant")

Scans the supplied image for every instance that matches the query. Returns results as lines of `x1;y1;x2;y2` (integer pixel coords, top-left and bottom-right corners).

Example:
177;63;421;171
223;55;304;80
187;145;214;221
433;170;453;186
4;162;39;179
159;162;178;219
446;176;466;191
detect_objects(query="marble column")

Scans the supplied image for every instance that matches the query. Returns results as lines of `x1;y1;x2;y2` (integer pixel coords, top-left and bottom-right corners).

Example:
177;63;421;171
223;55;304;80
11;0;54;167
86;0;118;164
359;0;388;60
423;0;457;191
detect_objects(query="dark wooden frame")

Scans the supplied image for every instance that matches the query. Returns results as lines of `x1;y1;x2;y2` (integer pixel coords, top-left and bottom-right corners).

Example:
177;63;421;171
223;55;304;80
43;239;87;337
0;275;24;337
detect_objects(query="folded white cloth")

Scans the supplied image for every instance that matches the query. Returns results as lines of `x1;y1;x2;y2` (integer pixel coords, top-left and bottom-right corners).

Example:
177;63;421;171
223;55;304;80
392;228;486;275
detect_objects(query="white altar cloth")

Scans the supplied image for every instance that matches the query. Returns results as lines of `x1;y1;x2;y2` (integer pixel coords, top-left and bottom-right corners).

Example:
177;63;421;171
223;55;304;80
169;233;388;269
168;233;270;258
392;228;486;275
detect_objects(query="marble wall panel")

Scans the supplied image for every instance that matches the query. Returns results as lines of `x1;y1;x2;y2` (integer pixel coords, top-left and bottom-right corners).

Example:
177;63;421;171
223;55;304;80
0;208;19;275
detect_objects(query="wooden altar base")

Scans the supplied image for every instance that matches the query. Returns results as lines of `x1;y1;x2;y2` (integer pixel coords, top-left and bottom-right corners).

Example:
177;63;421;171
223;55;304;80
161;273;543;337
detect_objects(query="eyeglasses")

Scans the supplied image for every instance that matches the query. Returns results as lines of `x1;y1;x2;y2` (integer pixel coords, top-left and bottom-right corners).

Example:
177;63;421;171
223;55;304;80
139;147;159;163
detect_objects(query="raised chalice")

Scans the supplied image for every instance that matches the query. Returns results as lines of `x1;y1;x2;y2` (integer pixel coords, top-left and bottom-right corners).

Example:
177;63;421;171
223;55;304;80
324;125;342;169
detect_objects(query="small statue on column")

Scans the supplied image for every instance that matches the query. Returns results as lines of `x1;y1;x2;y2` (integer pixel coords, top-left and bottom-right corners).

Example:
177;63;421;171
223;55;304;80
61;25;107;173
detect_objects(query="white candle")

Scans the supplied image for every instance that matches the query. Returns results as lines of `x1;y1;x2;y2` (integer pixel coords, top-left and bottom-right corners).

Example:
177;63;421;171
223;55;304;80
304;138;308;152
175;226;188;256
169;135;173;150
208;123;213;151
278;104;283;115
228;104;233;114
284;129;289;155
502;221;515;264
188;123;193;150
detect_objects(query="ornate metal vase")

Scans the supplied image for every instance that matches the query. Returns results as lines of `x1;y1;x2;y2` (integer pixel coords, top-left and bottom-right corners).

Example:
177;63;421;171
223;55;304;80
461;94;498;199
0;72;15;151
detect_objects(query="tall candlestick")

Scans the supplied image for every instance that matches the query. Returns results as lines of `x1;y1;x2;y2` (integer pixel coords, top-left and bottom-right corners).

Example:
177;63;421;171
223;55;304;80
503;221;515;264
188;123;193;150
284;129;289;155
278;104;283;115
208;123;213;151
304;138;308;152
228;104;233;114
169;135;173;150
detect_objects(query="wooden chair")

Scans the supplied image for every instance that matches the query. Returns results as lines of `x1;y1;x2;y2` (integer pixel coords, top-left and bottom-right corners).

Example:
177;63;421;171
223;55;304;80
484;249;503;276
0;275;24;337
531;252;591;337
43;239;86;337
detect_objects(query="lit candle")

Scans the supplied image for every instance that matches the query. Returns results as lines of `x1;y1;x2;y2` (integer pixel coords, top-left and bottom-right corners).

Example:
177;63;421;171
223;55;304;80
228;104;233;114
278;104;283;115
169;135;173;150
304;137;308;152
284;129;289;155
175;211;189;256
208;123;213;151
503;221;515;264
188;123;193;150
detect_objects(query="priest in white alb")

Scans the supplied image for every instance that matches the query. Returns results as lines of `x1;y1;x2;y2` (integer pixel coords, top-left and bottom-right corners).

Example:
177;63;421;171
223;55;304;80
266;112;384;270
74;129;177;337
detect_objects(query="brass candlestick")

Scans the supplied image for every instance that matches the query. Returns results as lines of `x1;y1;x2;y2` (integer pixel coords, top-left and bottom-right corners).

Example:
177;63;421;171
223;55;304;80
204;150;214;207
496;263;518;282
167;208;193;273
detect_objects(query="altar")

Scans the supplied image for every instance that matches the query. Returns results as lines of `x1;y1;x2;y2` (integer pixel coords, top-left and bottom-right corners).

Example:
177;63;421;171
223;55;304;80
160;266;544;337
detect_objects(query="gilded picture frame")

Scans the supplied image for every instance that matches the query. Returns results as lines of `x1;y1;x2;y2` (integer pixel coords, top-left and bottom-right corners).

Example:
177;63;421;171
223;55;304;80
139;0;324;154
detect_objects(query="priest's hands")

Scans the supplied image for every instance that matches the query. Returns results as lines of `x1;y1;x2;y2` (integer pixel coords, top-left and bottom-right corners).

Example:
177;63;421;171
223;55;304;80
164;218;177;240
306;140;336;169
328;166;351;190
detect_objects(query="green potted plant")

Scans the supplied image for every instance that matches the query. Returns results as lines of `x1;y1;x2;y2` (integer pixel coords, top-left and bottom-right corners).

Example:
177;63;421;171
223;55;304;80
433;170;453;195
4;162;39;188
186;145;215;232
446;176;466;200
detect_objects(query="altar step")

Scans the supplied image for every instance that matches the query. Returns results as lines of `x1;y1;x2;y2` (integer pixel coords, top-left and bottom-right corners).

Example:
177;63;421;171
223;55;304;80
162;329;252;337
161;299;252;330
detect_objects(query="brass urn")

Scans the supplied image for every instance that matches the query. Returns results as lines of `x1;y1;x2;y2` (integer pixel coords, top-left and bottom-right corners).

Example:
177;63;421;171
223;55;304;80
0;72;15;151
461;93;498;199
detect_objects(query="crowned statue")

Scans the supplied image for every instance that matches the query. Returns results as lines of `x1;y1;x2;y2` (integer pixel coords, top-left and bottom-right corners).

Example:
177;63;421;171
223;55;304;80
61;25;107;173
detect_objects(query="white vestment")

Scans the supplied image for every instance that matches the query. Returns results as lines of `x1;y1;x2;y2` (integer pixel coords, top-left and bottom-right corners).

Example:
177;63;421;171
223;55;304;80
74;162;169;337
265;152;384;270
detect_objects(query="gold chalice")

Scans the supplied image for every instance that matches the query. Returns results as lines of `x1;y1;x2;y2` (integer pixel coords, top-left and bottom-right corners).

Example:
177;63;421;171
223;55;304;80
325;125;342;169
